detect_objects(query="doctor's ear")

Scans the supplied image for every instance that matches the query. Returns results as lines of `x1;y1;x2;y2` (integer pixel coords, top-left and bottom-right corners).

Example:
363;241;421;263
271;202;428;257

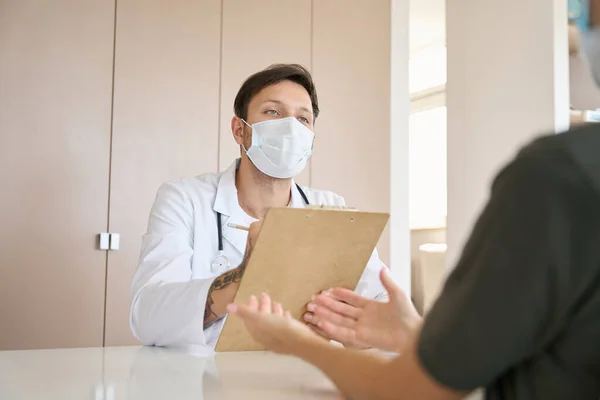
231;116;245;145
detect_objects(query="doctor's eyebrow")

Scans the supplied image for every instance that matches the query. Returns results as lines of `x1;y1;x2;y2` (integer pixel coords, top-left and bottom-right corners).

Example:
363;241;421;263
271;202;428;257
261;99;313;115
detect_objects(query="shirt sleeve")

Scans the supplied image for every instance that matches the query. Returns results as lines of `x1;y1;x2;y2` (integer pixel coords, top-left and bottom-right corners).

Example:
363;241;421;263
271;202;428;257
130;181;214;347
417;143;584;391
355;248;389;301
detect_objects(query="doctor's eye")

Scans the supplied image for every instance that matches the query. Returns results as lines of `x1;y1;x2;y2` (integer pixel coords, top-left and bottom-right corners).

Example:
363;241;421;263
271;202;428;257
297;116;310;124
265;109;279;116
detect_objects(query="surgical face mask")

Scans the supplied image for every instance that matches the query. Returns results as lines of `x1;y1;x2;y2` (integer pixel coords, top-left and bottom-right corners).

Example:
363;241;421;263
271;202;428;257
242;117;314;179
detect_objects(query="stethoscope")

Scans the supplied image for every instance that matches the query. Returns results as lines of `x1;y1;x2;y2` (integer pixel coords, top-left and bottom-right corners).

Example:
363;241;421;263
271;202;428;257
211;183;310;274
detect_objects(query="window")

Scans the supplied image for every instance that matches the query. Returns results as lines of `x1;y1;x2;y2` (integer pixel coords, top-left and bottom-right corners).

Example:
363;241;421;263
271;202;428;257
409;106;446;229
409;45;447;230
409;45;446;94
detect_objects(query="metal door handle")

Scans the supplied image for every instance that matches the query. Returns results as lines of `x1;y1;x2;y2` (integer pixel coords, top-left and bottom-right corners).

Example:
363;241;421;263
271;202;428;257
99;233;110;250
99;233;120;250
109;233;120;250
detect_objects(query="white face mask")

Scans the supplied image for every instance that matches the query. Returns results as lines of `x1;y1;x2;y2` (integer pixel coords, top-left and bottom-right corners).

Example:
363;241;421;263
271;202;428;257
242;117;314;179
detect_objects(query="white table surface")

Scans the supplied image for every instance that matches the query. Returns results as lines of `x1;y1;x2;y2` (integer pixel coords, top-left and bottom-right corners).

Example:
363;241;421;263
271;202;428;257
0;346;343;400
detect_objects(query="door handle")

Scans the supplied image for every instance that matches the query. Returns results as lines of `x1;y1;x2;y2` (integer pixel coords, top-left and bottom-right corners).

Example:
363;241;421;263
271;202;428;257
109;233;120;250
99;233;120;250
99;233;110;250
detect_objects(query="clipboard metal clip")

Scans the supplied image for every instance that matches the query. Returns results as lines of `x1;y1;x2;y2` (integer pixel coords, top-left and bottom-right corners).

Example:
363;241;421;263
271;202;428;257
306;205;358;211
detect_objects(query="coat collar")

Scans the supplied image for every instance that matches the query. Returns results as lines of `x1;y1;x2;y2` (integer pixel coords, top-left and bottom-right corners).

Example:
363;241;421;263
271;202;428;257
213;158;308;255
213;159;240;218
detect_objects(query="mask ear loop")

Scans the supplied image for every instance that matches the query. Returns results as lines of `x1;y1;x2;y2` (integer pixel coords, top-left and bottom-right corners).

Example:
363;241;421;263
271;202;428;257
240;118;252;153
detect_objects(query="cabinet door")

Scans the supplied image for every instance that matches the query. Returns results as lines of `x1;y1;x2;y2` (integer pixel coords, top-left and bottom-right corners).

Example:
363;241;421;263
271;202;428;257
219;0;312;185
0;1;115;350
104;0;222;346
311;0;391;265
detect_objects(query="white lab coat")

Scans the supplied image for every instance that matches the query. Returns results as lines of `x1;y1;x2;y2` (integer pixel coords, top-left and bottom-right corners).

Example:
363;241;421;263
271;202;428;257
130;159;388;348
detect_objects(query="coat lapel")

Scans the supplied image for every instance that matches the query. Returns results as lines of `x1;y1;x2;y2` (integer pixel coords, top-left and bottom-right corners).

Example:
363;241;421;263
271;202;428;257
213;159;253;256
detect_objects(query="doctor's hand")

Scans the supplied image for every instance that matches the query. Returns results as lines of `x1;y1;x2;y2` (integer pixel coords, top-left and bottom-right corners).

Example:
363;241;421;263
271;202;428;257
304;268;421;353
227;293;325;355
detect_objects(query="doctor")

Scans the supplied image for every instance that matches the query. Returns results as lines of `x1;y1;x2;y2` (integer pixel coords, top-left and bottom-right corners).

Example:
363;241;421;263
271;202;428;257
130;63;389;348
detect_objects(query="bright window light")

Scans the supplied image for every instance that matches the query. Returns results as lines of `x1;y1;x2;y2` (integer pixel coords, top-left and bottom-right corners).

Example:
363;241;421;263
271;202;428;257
409;45;447;94
409;106;447;229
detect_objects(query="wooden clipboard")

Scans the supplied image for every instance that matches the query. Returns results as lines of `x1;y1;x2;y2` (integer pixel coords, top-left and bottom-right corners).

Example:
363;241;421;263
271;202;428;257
215;206;389;352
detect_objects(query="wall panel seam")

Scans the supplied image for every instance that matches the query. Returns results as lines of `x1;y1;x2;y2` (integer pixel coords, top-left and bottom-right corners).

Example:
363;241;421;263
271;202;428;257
309;0;314;188
103;0;119;347
217;0;224;172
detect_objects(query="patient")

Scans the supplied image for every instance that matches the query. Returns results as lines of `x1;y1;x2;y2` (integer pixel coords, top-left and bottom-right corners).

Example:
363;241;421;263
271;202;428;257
227;3;600;397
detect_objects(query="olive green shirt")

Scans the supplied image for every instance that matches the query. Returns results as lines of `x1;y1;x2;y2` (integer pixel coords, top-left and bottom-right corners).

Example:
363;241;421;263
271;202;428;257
418;124;600;399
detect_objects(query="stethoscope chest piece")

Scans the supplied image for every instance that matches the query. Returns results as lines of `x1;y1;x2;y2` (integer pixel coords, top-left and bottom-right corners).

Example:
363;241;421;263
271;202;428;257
211;250;230;274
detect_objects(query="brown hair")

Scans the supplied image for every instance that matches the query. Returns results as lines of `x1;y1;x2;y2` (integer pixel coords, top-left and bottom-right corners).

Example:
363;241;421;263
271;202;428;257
233;63;320;121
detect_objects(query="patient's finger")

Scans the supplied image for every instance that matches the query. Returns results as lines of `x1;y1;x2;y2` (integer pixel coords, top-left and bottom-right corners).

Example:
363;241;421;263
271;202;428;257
329;288;368;308
259;293;272;313
248;295;259;310
228;304;258;321
311;296;361;319
311;303;356;329
319;320;357;345
303;311;315;323
308;322;330;340
272;301;284;315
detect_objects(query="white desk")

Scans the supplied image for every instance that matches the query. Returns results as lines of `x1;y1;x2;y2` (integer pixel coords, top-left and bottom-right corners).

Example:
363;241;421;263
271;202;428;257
0;346;341;400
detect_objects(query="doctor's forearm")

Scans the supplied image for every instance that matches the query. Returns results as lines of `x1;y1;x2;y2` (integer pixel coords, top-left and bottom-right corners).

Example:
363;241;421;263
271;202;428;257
203;266;244;328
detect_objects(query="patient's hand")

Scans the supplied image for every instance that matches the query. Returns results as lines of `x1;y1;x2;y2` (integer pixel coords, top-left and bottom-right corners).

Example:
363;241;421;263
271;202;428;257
304;268;421;353
227;293;325;355
303;295;370;349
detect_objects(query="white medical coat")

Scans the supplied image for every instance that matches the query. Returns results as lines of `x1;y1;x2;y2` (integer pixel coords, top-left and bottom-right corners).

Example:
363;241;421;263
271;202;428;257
130;159;388;348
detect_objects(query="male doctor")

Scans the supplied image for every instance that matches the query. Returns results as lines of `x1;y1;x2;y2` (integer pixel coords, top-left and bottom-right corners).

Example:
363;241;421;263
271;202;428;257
129;63;388;348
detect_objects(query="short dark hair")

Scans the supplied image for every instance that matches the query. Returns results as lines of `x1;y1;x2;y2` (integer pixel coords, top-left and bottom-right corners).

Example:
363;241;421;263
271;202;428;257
233;63;320;121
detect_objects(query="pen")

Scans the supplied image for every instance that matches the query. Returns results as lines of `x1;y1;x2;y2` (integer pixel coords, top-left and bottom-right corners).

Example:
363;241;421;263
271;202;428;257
227;223;250;232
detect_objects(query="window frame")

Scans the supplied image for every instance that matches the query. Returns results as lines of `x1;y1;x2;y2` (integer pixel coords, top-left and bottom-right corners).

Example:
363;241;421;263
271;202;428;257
410;84;446;113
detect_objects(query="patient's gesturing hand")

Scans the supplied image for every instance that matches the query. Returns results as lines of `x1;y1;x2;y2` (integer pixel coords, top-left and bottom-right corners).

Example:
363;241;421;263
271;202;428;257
307;268;421;353
227;293;325;355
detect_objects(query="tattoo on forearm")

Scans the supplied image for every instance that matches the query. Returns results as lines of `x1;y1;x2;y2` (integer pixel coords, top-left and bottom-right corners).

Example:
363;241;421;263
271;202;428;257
203;263;247;328
203;293;218;328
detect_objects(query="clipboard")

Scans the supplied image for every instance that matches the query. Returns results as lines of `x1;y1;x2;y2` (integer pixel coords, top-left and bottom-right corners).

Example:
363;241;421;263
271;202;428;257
215;206;389;352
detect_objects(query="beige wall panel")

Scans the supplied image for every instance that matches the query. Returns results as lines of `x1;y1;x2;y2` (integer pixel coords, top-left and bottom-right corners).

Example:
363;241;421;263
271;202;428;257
0;1;114;350
219;0;312;185
105;0;221;346
445;0;569;268
311;1;391;265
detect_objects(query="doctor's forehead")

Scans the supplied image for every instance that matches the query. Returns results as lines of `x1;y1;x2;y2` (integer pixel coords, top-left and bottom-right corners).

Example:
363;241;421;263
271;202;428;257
247;81;313;113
